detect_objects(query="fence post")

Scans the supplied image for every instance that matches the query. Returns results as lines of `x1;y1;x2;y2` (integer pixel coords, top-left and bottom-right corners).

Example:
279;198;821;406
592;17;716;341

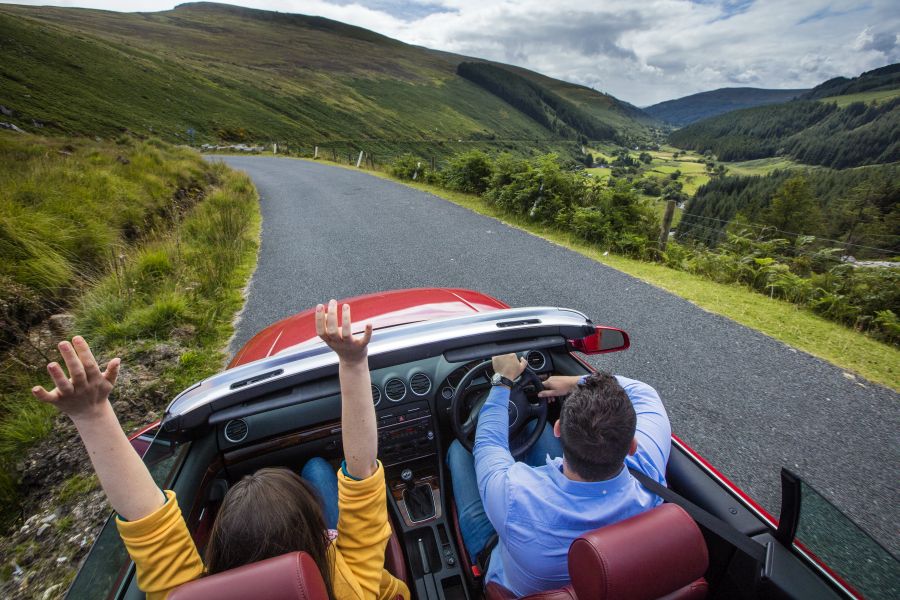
658;199;676;253
314;146;318;159
332;148;337;162
356;150;364;168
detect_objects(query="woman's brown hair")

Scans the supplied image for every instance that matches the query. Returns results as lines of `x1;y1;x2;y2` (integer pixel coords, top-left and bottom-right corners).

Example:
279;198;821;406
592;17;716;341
205;467;335;598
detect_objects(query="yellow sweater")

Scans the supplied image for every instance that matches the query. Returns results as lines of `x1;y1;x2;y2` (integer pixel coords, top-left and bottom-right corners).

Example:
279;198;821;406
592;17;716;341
116;462;409;600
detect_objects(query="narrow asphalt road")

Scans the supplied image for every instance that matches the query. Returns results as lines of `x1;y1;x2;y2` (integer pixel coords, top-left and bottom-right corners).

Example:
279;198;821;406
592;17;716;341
213;155;899;555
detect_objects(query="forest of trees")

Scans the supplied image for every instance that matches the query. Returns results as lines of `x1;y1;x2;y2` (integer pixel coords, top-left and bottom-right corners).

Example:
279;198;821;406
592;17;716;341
677;165;900;258
457;62;618;141
669;96;900;168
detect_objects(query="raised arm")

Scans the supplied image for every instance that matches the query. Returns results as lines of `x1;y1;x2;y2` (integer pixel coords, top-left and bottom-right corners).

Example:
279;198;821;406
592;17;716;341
31;337;165;521
316;300;377;479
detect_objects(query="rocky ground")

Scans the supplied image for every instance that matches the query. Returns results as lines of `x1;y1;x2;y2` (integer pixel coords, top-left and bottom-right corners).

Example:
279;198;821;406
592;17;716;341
0;318;190;599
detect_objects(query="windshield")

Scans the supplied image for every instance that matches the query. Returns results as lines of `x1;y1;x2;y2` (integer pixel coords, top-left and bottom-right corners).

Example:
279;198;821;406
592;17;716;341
794;478;899;599
66;428;186;599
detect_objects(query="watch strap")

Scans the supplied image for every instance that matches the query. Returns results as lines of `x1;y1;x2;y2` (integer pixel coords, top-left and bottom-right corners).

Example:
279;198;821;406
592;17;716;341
492;374;516;388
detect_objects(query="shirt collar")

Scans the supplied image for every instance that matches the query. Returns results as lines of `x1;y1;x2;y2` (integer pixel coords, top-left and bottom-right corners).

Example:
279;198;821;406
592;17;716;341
544;456;634;497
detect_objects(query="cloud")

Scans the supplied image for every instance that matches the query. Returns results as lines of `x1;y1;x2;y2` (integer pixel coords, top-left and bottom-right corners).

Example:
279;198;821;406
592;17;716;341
853;26;900;60
2;0;899;105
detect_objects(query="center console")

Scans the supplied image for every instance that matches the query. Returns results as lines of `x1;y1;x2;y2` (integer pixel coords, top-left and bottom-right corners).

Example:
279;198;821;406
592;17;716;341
376;402;470;599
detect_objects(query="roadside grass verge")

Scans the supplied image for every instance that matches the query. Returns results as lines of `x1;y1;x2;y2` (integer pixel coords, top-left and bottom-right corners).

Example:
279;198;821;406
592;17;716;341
310;157;899;390
0;133;261;514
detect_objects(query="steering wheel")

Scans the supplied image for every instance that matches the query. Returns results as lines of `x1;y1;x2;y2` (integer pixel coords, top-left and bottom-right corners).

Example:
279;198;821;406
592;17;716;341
449;359;548;459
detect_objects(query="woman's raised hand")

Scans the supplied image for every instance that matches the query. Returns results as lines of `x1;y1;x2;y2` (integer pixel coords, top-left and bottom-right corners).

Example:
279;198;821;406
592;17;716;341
316;299;373;364
32;336;121;423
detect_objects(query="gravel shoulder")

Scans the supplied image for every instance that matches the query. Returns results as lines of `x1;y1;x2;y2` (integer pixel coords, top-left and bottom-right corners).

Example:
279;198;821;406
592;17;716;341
212;155;900;556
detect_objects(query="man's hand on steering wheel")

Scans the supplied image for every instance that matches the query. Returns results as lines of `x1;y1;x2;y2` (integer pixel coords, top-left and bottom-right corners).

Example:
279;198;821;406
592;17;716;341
492;353;527;385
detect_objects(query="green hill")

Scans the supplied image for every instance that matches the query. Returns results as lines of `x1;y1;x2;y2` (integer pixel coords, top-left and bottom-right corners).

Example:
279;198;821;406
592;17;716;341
668;87;900;168
644;87;808;126
801;63;900;100
0;2;654;158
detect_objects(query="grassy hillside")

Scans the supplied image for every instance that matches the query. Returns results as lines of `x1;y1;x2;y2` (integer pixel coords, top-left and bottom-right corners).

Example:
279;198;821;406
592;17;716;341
0;131;261;597
820;88;900;108
645;87;808;126
0;2;653;158
802;63;900;100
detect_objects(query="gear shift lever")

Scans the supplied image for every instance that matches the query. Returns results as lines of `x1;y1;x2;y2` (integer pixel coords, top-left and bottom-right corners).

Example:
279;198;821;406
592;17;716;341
401;469;435;522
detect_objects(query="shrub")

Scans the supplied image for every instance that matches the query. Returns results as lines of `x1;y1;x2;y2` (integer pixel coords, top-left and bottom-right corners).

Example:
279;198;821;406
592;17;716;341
440;150;494;194
389;154;428;181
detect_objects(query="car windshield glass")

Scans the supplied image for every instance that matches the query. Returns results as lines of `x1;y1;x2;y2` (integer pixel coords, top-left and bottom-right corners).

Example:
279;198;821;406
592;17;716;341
794;477;899;599
66;428;186;599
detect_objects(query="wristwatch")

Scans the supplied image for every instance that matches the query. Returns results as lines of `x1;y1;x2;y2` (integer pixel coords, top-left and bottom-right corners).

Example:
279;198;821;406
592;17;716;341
491;373;516;388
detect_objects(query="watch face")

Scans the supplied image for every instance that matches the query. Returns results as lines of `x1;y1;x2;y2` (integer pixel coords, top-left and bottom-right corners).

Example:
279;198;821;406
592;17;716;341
491;373;502;385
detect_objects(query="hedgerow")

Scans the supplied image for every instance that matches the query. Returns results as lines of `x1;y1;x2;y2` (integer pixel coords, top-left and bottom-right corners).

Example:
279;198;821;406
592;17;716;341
391;151;899;344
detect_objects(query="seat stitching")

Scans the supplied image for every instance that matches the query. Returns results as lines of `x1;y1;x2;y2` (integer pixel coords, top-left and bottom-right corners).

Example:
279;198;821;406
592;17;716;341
294;558;308;600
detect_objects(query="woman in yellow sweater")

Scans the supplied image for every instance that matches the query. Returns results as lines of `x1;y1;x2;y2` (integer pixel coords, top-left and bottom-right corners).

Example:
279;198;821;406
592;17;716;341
31;300;409;600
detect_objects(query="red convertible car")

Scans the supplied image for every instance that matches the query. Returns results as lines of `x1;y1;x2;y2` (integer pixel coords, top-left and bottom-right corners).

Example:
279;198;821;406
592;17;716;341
67;289;897;599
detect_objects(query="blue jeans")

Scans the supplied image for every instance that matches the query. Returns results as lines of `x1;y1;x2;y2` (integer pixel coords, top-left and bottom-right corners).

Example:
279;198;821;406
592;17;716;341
447;424;563;561
301;457;339;529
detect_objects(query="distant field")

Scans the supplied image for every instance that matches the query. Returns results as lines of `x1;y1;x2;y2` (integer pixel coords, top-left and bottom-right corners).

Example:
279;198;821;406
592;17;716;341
723;156;803;176
647;149;710;195
819;88;900;107
585;145;708;213
586;166;611;180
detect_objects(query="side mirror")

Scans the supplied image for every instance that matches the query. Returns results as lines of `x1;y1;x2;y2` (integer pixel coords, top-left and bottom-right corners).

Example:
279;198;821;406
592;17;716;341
568;326;630;355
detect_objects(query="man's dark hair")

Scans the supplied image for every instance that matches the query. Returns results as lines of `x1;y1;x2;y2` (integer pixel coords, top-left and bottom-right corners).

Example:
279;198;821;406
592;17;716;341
559;372;636;481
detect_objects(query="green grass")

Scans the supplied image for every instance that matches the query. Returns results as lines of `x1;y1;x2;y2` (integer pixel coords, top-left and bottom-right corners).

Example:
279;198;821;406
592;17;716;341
586;166;612;180
351;161;899;391
0;133;262;514
722;156;804;176
819;88;900;107
57;474;98;504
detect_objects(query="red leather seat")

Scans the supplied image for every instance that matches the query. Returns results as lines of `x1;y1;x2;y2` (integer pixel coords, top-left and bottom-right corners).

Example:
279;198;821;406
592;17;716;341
168;551;328;600
169;530;407;600
385;530;409;585
486;504;709;600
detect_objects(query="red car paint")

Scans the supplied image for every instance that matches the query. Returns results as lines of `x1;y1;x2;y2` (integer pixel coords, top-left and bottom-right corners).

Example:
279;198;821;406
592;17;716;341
128;419;161;457
229;288;509;367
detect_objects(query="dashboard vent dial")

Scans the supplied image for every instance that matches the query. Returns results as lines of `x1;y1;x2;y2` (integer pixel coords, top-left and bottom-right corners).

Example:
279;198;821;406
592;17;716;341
224;419;249;443
526;350;547;370
384;378;407;402
371;384;381;406
410;372;432;396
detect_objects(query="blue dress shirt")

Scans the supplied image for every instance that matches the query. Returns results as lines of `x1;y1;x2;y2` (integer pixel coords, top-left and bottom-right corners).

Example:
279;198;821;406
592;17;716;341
473;376;671;596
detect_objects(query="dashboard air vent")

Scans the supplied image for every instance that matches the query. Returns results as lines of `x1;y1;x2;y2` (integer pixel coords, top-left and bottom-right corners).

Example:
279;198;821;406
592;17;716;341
526;350;547;370
410;372;432;396
224;419;249;443
384;378;407;402
371;384;381;406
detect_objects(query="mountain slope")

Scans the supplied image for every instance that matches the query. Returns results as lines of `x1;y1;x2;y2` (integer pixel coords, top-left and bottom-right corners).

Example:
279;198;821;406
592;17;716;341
667;69;900;169
0;2;653;154
644;87;808;126
802;63;900;100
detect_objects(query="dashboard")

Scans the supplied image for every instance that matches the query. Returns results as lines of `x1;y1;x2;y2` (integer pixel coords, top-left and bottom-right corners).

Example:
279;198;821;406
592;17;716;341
216;348;556;456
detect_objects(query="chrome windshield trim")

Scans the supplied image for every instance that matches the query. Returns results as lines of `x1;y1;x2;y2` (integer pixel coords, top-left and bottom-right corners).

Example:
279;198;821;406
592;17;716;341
163;306;592;432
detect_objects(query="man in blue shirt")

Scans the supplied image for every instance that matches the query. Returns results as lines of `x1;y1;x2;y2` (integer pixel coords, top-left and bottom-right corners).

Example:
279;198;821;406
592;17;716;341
447;353;671;597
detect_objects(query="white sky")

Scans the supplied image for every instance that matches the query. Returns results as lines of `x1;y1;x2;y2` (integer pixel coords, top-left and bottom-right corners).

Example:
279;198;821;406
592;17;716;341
3;1;898;105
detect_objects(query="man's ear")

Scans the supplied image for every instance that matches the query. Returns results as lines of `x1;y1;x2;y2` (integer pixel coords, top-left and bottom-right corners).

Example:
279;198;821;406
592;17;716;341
628;437;638;456
553;419;561;438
